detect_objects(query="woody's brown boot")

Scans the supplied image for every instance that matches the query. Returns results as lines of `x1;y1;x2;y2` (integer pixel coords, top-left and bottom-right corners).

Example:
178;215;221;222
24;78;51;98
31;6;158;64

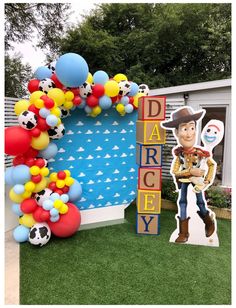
175;217;190;243
197;211;215;237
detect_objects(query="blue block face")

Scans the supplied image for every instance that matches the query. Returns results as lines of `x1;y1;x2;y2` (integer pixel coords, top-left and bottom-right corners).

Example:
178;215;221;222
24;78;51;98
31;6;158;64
136;213;160;235
48;108;138;210
136;143;163;167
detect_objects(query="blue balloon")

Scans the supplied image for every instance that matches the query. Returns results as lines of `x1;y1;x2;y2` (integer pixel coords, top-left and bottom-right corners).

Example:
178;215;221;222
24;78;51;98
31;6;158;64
55;53;89;87
128;82;139;97
84;106;92;114
5;167;14;186
46;114;58;127
13;184;25;195
39;142;58;160
34;66;52;80
50;193;60;201
68;180;82;202
39;108;51;118
77;99;86;109
13;225;30;243
124;104;134;114
12;165;30;185
50;208;59;217
43;200;54;211
99;95;112;110
93;70;109;85
120;96;129;106
50;215;60;222
12;203;23;216
61;194;69;203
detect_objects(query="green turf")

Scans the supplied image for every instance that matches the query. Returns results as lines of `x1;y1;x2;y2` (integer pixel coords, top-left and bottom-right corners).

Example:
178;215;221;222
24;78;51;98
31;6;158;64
20;205;231;305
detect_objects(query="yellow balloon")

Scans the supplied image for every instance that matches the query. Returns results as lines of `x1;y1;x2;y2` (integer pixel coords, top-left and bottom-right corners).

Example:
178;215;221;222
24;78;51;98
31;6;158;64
30;166;40;176
9;188;24;203
116;103;125;113
54;199;64;209
33;177;47;193
63;100;73;110
19;214;36;228
65;91;74;102
22;191;32;199
14;100;30;116
29;91;45;104
65;177;74;186
31;131;49;150
64;170;71;177
133;93;144;108
40;167;49;177
86;72;93;84
50;172;58;182
24;181;36;192
104;80;119;97
47;88;65;106
56;179;65;189
59;204;68;214
92;106;102;116
51;107;61;117
57;118;61;125
34;98;45;109
113;73;128;82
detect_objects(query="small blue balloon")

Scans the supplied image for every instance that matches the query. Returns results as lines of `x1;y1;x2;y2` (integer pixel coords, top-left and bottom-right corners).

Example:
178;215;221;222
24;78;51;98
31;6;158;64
93;70;109;85
5;167;14;186
43;200;54;211
50;215;60;222
77;99;86;109
12;165;30;185
50;193;60;201
68;180;82;202
13;184;25;195
50;208;59;217
13;225;30;243
12;203;23;216
128;82;139;97
84;106;92;114
39;142;58;160
120;96;129;106
56;53;89;87
60;194;69;203
99;95;112;110
124;104;134;113
46;114;58;127
34;66;52;80
39;108;51;118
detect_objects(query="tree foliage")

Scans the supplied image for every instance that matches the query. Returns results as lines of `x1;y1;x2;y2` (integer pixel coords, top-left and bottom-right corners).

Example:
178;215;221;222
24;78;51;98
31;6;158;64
5;53;32;98
60;3;231;88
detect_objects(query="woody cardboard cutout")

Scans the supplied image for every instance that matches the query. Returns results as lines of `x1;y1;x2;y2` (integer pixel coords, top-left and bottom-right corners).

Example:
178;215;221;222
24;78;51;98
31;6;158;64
161;106;224;247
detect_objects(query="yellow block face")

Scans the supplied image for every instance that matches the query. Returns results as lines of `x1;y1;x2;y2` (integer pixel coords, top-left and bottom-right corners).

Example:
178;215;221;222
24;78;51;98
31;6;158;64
136;214;160;235
136;121;166;144
137;189;161;214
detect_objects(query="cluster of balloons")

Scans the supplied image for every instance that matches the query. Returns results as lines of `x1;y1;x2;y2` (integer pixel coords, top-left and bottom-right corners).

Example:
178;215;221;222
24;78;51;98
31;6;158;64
5;52;149;246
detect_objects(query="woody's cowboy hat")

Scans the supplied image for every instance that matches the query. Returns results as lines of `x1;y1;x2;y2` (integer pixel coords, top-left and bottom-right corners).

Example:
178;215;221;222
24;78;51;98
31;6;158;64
162;107;205;128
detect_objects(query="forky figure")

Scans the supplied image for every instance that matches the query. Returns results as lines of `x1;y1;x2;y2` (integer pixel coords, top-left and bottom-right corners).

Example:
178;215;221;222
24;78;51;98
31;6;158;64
190;120;224;193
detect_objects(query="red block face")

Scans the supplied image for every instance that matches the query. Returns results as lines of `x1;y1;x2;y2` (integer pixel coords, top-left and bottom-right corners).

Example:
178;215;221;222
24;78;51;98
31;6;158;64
138;96;166;121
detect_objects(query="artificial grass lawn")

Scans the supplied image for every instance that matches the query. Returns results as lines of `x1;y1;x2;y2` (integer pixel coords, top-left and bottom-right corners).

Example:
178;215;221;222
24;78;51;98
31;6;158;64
20;205;231;305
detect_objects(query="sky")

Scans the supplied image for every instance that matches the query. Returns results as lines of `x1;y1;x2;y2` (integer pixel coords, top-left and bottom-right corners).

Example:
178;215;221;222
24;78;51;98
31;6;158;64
7;2;96;70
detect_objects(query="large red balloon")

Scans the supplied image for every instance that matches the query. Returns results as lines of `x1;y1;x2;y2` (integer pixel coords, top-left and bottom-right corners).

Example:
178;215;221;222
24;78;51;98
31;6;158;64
5;126;32;156
48;203;81;238
86;95;99;108
92;84;105;98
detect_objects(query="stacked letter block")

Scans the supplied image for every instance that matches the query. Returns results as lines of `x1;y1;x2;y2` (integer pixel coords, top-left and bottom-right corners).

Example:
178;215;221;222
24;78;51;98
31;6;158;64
136;96;166;235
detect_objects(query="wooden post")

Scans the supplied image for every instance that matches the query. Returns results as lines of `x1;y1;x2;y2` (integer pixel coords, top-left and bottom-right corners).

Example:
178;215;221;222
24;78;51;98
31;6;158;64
136;96;166;235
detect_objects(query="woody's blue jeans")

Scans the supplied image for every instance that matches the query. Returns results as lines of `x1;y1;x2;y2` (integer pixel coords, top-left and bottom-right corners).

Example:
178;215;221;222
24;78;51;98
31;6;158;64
178;182;207;220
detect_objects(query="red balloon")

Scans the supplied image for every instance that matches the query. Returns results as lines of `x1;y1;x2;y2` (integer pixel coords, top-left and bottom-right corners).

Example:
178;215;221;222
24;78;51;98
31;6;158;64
48;182;56;191
31;174;42;183
48;203;81;238
13;155;25;166
28;79;40;93
129;97;134;104
86;95;99;108
35;158;45;168
54;189;63;195
24;147;39;159
28;104;40;116
111;96;118;103
62;186;69;193
70;88;80;96
57;171;66;180
92;84;105;98
37;117;50;131
20;198;38;214
30;128;41;138
41;95;55;109
33;207;50;222
25;157;36;167
51;74;64;89
5;126;32;156
72;96;82;106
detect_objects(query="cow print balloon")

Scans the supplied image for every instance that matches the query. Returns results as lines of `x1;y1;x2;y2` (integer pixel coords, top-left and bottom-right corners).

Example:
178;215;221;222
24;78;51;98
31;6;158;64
28;223;51;247
138;84;149;96
18;111;38;130
35;188;53;206
118;80;131;96
48;123;65;139
39;78;56;94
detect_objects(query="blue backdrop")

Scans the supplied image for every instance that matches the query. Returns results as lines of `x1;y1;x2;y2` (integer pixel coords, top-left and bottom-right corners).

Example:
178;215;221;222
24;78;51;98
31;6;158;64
49;107;138;211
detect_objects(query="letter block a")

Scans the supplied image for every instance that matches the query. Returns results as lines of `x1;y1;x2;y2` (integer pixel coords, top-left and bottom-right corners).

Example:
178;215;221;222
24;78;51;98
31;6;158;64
136;213;160;235
137;189;161;214
136;143;162;167
138;96;166;121
136;121;166;145
138;167;162;191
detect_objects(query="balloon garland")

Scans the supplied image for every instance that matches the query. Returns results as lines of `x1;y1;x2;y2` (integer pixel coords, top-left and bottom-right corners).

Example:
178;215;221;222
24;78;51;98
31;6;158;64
5;52;149;247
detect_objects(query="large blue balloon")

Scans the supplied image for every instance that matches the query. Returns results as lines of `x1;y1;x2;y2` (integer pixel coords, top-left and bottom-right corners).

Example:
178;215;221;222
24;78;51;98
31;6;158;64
68;180;82;202
39;142;58;160
5;167;14;186
34;66;52;80
93;70;109;85
55;53;89;87
12;165;30;185
13;225;30;243
128;82;139;97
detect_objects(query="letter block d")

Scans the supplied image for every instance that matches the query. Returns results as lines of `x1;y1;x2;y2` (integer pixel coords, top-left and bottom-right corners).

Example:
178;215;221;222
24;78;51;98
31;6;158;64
138;96;166;121
136;214;160;235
